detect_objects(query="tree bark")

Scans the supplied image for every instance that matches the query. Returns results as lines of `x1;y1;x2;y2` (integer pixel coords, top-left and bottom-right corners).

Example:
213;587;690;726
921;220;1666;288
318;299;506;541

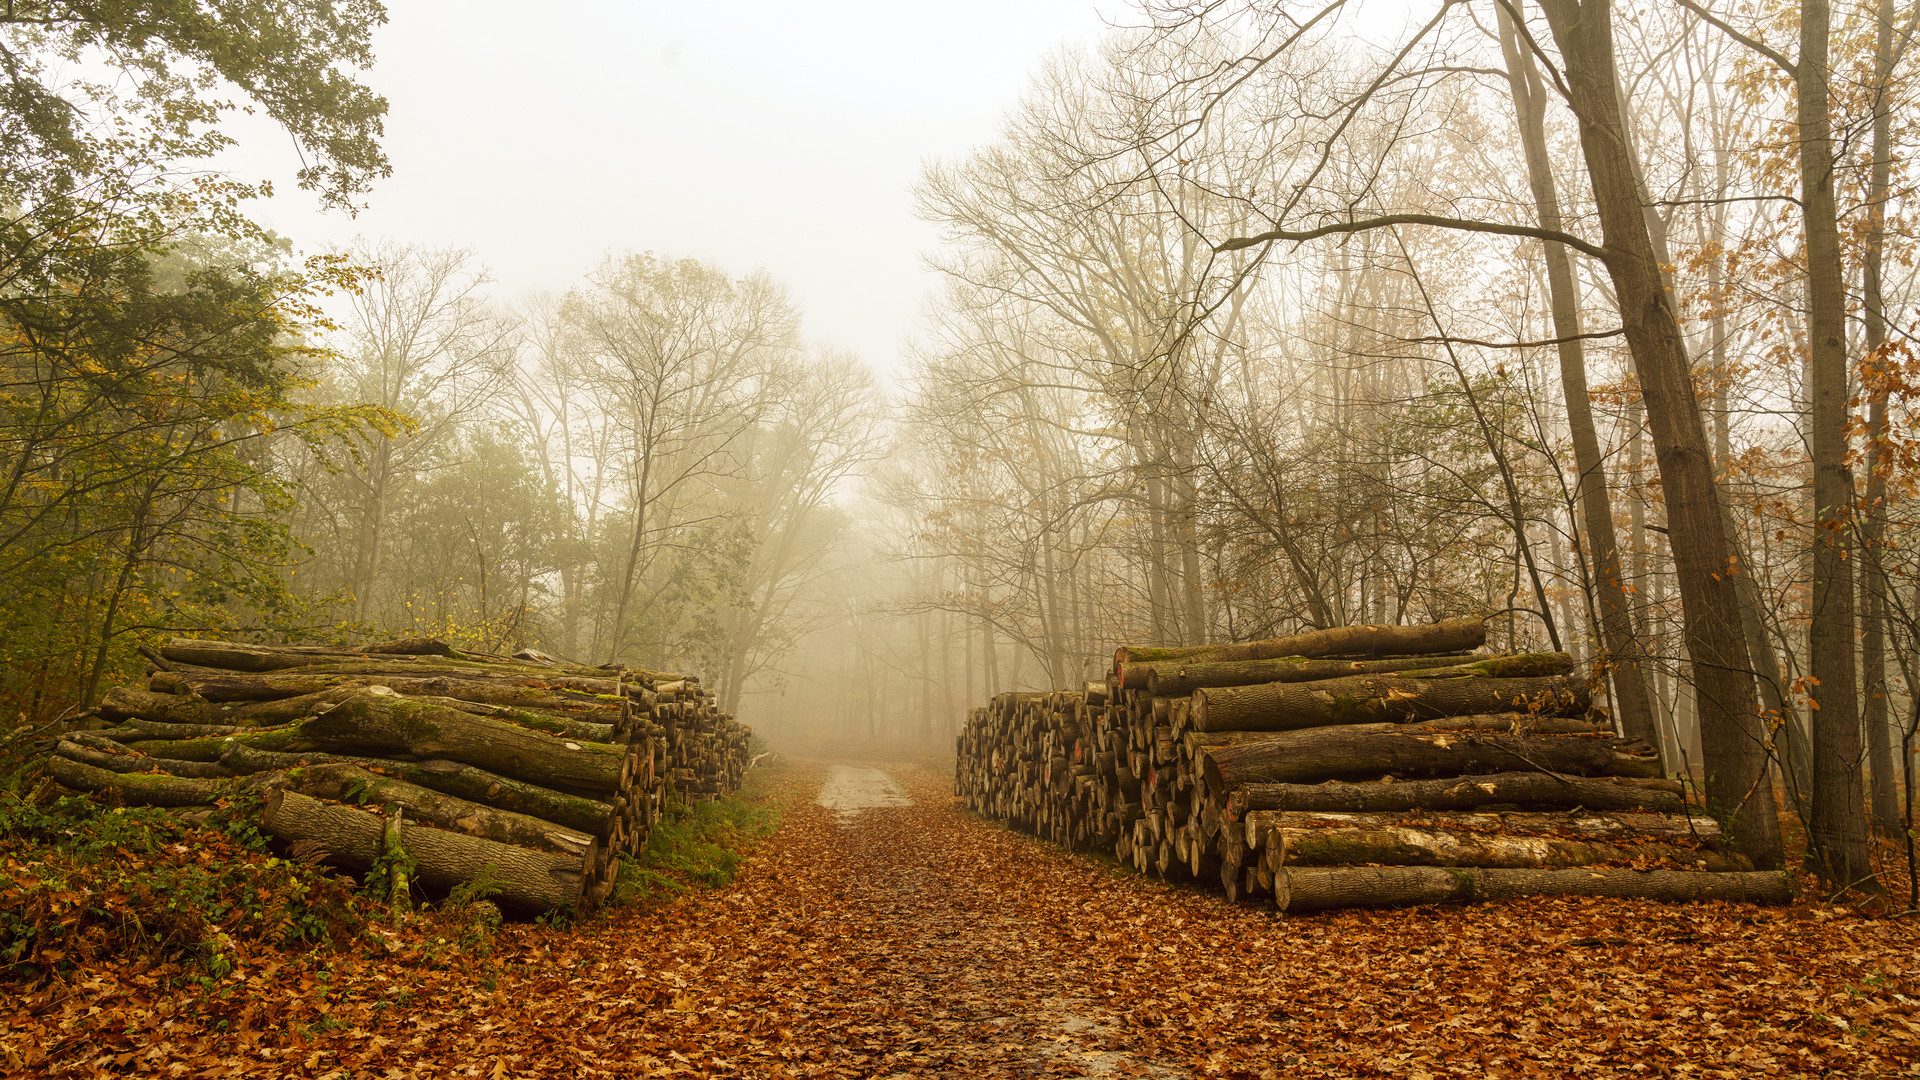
1496;0;1659;750
1114;617;1486;686
1243;809;1718;844
295;688;626;792
1272;865;1791;913
279;763;594;856
1226;772;1683;817
153;671;625;721
1796;0;1873;894
1145;652;1480;698
1188;714;1612;760
258;789;583;912
1199;726;1660;793
100;687;212;725
159;637;458;671
122;724;315;762
1534;0;1782;867
46;755;242;805
1268;824;1748;872
219;745;614;834
1192;673;1587;732
108;717;280;740
153;665;633;699
54;741;232;779
1862;0;1902;835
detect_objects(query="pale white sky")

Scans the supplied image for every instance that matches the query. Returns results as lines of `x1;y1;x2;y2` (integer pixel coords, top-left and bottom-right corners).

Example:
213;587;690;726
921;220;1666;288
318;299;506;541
221;0;1133;380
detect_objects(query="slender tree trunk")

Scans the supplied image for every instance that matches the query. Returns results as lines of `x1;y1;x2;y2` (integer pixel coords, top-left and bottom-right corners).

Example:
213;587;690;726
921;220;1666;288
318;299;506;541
83;521;149;707
1144;466;1175;643
1535;0;1782;866
1797;0;1873;891
354;440;393;625
1173;424;1208;646
1498;3;1656;748
918;603;933;743
1862;0;1902;834
606;441;655;665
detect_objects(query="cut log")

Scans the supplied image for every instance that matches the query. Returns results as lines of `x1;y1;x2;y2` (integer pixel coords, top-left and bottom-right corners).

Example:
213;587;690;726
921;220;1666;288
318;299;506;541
1397;653;1577;679
159;637;462;672
218;746;613;834
1227;772;1684;818
1114;617;1487;686
153;665;630;700
122;724;315;761
1199;726;1661;794
156;672;625;722
1186;714;1609;761
295;687;625;791
1272;865;1792;913
109;717;280;741
46;755;240;805
1191;673;1588;733
279;763;593;856
1146;653;1480;698
55;740;232;779
1242;809;1722;845
257;790;582;911
1263;824;1747;872
99;687;211;725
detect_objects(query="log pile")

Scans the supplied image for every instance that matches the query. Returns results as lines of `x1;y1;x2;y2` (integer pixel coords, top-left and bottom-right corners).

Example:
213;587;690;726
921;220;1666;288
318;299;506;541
45;638;753;913
955;618;1791;912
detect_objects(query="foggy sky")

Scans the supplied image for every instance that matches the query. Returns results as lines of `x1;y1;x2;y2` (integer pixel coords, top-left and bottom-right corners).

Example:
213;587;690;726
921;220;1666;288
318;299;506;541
221;1;1128;382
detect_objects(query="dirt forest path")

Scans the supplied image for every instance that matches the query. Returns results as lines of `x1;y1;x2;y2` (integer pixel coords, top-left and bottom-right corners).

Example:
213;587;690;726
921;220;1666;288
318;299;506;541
17;759;1920;1078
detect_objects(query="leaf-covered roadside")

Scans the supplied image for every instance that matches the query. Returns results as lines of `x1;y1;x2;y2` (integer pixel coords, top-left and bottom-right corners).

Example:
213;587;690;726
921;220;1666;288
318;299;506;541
5;762;1919;1078
0;790;367;988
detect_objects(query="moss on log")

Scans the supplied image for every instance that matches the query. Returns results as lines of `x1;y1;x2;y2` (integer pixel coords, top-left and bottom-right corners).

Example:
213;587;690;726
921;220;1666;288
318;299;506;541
1191;673;1589;732
1114;617;1488;686
219;745;613;835
1225;772;1684;818
1199;725;1661;794
54;741;232;779
1145;653;1480;698
1272;865;1792;913
280;763;594;856
294;688;625;791
46;755;239;805
257;790;583;912
1266;823;1748;872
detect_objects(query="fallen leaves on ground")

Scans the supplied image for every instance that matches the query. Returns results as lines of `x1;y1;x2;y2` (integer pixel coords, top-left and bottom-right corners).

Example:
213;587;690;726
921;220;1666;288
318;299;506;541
4;760;1917;1078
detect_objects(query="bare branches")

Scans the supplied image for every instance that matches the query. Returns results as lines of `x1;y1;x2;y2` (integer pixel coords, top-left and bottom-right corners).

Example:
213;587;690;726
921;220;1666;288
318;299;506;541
1214;212;1612;262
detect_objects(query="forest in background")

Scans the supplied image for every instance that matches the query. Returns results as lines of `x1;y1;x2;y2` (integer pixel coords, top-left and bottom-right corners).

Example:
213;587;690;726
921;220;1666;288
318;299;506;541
2;0;1917;889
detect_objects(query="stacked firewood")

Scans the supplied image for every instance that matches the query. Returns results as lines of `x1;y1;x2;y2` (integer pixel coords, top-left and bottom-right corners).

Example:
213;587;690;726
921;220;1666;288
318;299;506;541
955;618;1792;912
44;638;752;913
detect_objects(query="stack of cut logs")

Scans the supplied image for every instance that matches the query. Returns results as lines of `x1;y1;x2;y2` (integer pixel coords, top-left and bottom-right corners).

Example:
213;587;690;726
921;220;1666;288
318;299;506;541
44;638;752;913
956;617;1791;912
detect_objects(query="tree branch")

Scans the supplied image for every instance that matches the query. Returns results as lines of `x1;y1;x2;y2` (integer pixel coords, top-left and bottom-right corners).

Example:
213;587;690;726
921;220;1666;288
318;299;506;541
1405;327;1626;350
1676;0;1798;77
1214;213;1612;262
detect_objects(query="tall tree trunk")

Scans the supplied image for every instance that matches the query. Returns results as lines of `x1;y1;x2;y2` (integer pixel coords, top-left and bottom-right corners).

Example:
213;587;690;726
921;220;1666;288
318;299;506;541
1797;0;1873;891
1497;3;1657;749
1173;424;1209;646
605;441;655;664
1861;0;1902;834
1535;0;1782;867
1144;465;1176;643
354;439;393;625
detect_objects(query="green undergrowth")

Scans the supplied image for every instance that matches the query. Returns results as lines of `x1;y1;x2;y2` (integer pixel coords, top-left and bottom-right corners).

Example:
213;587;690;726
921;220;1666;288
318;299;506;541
611;765;785;910
0;782;368;987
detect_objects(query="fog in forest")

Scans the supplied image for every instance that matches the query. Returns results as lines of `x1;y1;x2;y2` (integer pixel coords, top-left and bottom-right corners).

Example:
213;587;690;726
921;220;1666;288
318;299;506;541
5;0;1918;887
